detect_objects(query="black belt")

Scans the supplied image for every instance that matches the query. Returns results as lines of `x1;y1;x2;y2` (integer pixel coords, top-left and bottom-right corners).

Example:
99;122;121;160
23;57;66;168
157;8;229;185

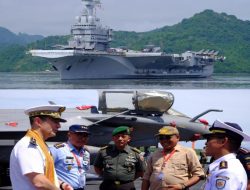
103;180;133;185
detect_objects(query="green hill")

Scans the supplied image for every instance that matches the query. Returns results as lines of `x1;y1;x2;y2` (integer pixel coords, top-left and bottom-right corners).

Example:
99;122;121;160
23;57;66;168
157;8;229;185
0;10;250;73
0;26;44;45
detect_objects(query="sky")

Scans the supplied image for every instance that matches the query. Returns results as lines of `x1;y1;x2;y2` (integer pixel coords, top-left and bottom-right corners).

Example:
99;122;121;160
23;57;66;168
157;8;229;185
0;0;250;36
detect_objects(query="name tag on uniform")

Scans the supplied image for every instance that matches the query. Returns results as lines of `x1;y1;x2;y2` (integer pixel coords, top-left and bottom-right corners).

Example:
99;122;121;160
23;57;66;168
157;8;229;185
157;171;164;180
65;156;74;164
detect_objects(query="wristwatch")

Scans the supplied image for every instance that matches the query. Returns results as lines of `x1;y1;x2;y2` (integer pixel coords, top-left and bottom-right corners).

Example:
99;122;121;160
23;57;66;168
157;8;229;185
60;182;65;190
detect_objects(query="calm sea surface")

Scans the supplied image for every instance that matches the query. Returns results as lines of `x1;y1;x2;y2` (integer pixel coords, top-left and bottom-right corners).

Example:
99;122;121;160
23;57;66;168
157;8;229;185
1;72;250;89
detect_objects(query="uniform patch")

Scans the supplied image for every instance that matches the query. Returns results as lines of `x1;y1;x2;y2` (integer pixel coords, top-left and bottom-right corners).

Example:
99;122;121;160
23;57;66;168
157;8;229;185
54;143;65;149
67;165;72;171
219;161;228;169
128;167;132;172
64;156;74;171
131;147;141;154
29;138;37;146
100;146;108;150
84;146;90;152
216;179;226;189
131;148;144;161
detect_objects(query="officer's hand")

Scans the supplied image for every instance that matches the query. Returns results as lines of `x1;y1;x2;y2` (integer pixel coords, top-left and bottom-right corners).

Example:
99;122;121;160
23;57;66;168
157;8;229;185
62;183;73;190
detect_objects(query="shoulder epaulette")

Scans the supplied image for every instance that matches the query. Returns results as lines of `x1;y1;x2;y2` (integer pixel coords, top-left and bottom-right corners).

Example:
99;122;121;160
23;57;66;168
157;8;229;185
54;143;65;149
100;146;108;150
239;147;250;154
219;161;228;169
131;147;141;154
29;137;37;146
84;146;90;152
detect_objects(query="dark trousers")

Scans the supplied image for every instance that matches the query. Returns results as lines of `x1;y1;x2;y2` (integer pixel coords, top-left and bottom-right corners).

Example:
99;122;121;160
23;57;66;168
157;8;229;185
99;181;135;190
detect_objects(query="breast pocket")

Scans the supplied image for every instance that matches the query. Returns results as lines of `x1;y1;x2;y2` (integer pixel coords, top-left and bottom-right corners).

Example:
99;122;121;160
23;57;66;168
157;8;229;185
103;160;114;169
173;160;188;175
124;161;135;173
153;160;164;173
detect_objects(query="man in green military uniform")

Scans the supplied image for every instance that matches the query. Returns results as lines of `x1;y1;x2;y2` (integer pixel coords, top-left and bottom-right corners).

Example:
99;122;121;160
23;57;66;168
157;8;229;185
94;126;145;190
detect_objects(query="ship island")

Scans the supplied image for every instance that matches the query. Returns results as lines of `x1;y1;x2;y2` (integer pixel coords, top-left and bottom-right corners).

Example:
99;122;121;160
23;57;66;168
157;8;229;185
30;0;224;80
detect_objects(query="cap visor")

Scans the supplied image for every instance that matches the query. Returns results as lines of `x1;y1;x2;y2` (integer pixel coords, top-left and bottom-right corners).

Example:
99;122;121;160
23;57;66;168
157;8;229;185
214;120;250;141
74;130;90;134
59;118;67;123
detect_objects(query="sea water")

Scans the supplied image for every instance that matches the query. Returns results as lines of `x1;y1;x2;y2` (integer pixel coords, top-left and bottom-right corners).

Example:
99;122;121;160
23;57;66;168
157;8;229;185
1;72;250;89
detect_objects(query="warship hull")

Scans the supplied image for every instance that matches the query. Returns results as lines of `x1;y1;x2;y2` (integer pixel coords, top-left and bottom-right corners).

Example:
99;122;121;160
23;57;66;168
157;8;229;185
30;50;213;80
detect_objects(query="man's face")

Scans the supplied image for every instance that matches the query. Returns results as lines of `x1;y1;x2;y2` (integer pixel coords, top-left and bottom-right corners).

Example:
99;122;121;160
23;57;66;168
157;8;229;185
68;132;89;149
205;135;225;157
112;133;130;149
159;134;179;151
40;117;61;139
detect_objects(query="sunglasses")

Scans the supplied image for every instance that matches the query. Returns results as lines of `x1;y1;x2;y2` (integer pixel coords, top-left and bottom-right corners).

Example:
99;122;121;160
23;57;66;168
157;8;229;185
158;135;173;141
206;134;225;141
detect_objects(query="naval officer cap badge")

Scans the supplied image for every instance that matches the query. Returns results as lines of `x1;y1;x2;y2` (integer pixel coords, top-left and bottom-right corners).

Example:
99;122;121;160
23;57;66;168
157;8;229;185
25;105;67;122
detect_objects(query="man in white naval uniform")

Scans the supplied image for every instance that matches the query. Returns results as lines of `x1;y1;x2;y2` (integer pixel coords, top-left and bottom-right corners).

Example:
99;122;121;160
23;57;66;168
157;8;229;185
10;105;73;190
203;119;250;190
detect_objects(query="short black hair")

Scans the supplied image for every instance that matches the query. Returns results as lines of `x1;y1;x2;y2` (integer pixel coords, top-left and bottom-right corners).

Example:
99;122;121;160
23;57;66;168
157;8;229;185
227;135;242;152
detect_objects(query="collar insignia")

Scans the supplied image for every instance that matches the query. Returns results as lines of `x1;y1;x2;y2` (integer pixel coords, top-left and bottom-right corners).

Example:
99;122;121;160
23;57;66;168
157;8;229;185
29;138;37;146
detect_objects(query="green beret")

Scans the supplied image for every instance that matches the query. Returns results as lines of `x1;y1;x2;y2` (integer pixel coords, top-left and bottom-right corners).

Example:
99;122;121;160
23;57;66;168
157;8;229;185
112;126;130;136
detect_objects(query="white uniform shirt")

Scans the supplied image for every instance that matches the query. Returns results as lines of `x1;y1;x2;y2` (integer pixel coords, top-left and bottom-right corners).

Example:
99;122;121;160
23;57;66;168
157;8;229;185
10;136;58;190
204;153;247;190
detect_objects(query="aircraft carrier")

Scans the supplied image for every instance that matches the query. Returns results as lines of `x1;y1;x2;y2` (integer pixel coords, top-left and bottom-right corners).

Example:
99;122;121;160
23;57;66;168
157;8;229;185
30;0;224;80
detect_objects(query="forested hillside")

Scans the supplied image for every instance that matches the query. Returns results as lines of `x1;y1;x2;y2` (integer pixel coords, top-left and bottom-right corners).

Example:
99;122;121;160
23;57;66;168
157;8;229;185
0;10;250;73
0;27;43;45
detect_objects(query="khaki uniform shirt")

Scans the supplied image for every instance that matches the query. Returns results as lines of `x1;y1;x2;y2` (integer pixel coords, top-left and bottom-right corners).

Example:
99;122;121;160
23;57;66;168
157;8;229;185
143;144;204;190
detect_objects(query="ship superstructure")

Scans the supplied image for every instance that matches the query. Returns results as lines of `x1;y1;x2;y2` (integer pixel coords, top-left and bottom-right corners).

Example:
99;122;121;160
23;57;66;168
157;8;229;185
30;0;224;79
68;0;112;50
